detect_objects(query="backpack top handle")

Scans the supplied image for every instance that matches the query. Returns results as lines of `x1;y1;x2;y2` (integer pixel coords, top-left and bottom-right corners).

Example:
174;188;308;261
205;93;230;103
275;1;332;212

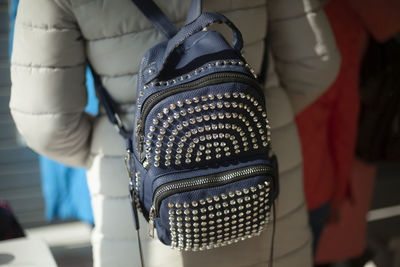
142;12;244;84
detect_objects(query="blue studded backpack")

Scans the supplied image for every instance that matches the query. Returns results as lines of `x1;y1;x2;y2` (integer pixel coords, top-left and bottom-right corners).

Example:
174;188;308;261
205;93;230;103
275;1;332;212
93;0;279;256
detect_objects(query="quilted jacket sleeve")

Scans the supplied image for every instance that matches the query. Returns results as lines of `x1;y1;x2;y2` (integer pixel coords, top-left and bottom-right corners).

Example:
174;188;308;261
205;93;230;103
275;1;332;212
267;0;341;114
9;0;91;167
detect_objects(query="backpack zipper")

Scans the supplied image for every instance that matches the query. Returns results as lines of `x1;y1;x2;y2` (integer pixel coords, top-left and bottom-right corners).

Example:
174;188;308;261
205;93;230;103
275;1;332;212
136;72;263;161
148;164;272;237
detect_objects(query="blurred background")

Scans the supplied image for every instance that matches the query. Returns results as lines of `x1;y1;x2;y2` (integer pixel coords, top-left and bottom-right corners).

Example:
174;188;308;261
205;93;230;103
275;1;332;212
0;0;400;266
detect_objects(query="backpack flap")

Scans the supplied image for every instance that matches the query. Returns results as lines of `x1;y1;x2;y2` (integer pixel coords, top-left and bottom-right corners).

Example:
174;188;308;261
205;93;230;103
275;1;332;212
141;12;244;85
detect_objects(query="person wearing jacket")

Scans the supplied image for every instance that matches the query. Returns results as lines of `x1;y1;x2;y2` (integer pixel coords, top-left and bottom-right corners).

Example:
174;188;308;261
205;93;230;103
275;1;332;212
10;0;339;266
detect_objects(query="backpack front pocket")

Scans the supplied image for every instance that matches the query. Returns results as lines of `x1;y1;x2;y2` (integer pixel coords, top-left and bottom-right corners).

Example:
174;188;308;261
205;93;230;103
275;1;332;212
150;164;274;251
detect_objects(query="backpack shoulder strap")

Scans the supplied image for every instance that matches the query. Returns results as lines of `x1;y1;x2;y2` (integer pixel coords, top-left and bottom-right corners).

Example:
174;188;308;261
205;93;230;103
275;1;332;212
131;0;178;38
185;0;202;25
131;0;202;38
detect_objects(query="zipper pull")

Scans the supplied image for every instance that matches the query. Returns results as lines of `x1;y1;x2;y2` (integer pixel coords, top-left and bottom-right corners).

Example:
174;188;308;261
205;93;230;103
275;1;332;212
135;119;144;162
148;206;155;238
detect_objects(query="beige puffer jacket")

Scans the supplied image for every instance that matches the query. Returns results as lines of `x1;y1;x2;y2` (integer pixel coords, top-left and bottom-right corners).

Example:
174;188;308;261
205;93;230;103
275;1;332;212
10;0;340;266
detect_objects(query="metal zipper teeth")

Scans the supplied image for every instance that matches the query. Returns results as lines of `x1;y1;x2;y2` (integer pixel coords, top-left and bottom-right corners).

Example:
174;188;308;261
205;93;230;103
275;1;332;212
152;165;273;216
136;72;263;152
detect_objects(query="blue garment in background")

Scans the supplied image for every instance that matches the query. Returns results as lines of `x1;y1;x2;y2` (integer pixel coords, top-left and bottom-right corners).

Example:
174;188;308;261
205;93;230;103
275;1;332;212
10;0;95;225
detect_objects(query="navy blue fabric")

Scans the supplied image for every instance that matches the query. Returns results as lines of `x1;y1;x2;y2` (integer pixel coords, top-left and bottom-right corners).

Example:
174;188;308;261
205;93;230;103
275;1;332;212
130;0;178;39
185;0;202;25
141;12;244;84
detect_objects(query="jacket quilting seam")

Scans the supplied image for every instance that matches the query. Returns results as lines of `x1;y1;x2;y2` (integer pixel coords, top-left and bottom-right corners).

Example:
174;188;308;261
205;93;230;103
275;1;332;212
90;193;130;200
269;118;295;132
88;153;124;158
18;22;77;32
10;107;84;116
276;201;306;222
234;238;311;267
272;53;335;64
85;4;266;42
11;62;86;70
279;160;302;176
87;26;155;42
100;72;138;78
269;6;322;23
273;239;312;262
